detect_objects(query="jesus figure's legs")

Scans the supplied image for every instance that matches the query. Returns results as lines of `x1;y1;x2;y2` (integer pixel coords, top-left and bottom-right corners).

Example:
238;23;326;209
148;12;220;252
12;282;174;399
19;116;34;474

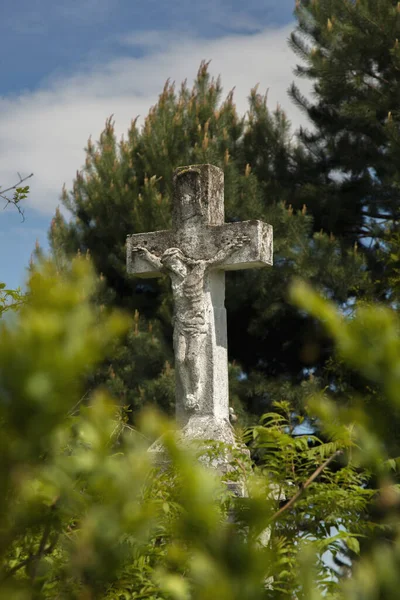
173;329;206;412
185;334;206;410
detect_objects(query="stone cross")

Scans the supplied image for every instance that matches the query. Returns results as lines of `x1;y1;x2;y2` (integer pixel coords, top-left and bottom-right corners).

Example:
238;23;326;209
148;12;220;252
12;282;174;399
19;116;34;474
126;164;273;445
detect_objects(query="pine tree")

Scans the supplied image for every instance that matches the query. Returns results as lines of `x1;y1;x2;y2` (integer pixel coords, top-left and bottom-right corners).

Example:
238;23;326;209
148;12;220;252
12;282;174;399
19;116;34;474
49;62;368;418
290;0;400;261
287;0;400;444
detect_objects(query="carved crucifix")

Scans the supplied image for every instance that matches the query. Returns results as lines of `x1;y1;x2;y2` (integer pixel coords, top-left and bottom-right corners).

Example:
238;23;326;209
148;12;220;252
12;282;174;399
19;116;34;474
127;164;273;444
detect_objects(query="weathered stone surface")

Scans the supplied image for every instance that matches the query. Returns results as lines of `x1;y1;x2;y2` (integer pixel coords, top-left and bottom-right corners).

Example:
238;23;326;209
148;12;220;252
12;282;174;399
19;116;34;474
126;220;273;277
126;230;173;278
126;164;273;448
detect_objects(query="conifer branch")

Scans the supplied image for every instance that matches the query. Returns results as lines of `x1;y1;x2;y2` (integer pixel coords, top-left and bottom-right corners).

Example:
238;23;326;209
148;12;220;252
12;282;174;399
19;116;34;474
341;0;385;36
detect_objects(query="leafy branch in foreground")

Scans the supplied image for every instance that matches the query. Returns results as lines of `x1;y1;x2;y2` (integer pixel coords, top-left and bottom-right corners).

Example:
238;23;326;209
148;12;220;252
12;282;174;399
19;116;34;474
0;259;368;599
0;172;33;221
0;283;25;318
0;257;399;599
290;279;400;598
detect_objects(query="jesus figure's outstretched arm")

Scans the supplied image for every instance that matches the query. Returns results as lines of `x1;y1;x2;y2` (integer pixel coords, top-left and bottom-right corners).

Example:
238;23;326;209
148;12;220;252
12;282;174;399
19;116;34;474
210;234;250;266
131;246;163;271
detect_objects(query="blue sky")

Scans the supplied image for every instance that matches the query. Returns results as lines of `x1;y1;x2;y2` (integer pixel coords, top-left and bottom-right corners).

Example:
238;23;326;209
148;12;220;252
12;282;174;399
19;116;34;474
0;0;306;289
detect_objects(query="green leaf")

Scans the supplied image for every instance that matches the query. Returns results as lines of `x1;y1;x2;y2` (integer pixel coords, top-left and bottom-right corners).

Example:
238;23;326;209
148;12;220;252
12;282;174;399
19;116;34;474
346;536;360;555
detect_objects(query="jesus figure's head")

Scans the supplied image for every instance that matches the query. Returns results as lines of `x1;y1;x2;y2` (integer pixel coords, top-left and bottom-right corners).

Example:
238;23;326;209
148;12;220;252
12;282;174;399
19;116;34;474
161;248;187;278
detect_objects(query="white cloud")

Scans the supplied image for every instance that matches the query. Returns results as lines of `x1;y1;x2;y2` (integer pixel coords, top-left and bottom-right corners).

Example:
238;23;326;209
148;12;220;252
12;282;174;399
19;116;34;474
0;24;311;215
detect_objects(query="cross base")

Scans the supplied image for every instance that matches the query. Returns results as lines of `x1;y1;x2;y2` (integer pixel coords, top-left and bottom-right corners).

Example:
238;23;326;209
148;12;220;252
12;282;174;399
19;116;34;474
148;420;250;498
179;415;236;446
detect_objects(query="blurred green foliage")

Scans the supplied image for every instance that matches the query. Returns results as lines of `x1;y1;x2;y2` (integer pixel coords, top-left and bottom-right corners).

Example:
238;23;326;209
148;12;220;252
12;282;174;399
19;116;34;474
0;283;25;318
0;258;399;599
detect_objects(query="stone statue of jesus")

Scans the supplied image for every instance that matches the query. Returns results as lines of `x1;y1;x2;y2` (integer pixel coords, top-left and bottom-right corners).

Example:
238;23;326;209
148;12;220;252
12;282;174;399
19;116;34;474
132;234;249;412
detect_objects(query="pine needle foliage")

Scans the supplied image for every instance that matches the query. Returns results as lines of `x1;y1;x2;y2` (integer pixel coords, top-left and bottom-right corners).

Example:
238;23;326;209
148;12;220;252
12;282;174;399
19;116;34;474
289;0;400;253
